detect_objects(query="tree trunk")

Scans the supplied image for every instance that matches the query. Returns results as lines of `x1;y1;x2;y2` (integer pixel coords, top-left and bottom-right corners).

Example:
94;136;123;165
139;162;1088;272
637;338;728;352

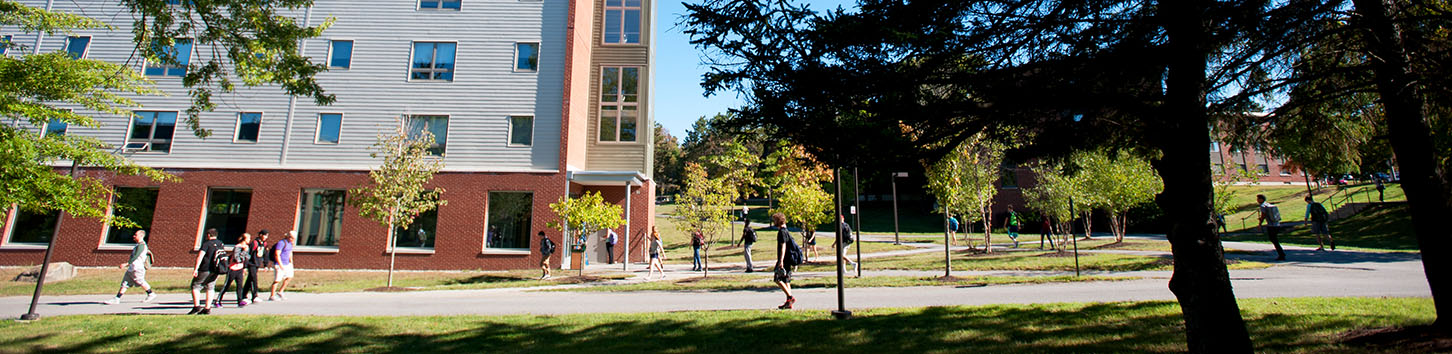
1082;211;1094;240
387;213;396;288
1158;1;1254;352
1352;0;1452;328
942;206;952;277
982;206;993;253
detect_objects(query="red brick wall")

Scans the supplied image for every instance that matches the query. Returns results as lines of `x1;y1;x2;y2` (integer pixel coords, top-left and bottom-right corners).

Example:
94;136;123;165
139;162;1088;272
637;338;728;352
0;169;572;271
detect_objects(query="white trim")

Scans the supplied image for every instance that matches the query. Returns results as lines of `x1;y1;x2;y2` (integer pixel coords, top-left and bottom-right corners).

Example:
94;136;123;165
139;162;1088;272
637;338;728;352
97;244;136;251
326;39;354;70
597;65;644;144
600;0;644;45
100;186;160;247
293;246;340;254
65;35;92;59
1;205;58;247
198;187;254;246
386;247;435;255
406;41;459;82
313;112;344;144
294;188;347;249
507;115;534;147
480;249;530;256
405;114;451;156
124;110;181;154
0;244;49;250
232;111;264;144
481;190;535;253
143;37;192;78
512;42;540;73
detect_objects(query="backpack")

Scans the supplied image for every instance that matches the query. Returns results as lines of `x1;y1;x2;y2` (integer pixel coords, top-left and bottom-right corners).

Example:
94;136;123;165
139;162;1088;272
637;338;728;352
742;228;757;244
691;233;704;247
540;237;556;255
1309;203;1329;223
210;247;230;274
267;242;280;265
840;223;854;243
785;234;804;267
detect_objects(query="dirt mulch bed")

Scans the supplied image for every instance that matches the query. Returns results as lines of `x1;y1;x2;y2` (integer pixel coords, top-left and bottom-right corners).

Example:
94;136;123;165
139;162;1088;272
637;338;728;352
553;275;616;284
1342;325;1452;352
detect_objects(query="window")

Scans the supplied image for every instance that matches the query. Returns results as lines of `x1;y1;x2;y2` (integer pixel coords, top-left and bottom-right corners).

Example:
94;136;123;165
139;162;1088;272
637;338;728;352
202;189;252;245
514;42;538;72
1279;165;1293;176
43;120;67;137
999;166;1019;189
144;39;192;77
4;208;59;245
1210;141;1220;152
509;116;533;146
599;66;639;142
394;209;437;249
486;192;533;249
410;42;456;81
65;36;90;59
603;0;642;44
419;0;461;10
316;113;342;144
105;188;159;245
125;111;177;153
234;112;262;143
1257;164;1270;175
1;35;10;56
406;115;449;155
329;40;353;69
297;189;345;248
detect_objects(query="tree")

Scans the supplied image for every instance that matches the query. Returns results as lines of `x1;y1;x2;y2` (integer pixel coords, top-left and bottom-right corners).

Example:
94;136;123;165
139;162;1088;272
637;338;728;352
1022;162;1079;250
653;123;684;195
673;163;736;277
349;123;446;288
768;144;833;260
1075;150;1164;243
546;191;626;276
925;132;1008;255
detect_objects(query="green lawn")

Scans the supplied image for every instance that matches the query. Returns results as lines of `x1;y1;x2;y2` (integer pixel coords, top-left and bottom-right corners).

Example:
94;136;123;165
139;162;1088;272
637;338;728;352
0;268;629;297
551;274;1134;292
654;216;919;265
1224;203;1420;251
1222;183;1405;232
0;297;1431;353
798;249;1270;272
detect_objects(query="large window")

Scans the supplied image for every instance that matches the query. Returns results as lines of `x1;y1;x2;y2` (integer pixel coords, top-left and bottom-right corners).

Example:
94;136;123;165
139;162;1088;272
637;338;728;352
297;189;345;248
234;112;262;143
418;0;461;10
599;66;639;142
126;111;177;153
43;120;67;137
486;192;534;249
514;42;538;72
202;189;252;245
394;209;437;249
410;42;456;81
329;40;353;69
407;115;449;156
65;36;90;59
105;188;159;244
316;113;342;144
144;39;192;77
603;0;642;44
4;208;59;245
509;116;533;146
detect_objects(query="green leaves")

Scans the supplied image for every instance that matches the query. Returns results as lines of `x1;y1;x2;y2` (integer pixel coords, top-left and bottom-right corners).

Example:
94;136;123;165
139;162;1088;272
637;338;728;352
546;191;626;241
349;123;447;230
924;132;1009;225
673;163;736;243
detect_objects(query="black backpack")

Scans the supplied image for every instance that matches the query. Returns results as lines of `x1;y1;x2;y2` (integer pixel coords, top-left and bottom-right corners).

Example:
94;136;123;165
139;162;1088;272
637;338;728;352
784;231;804;266
840;222;855;243
266;242;281;265
210;247;230;273
1309;203;1330;222
540;237;556;255
743;228;757;244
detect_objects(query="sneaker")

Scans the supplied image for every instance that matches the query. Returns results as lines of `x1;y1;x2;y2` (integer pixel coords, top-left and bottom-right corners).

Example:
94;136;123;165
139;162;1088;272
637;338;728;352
277;293;287;301
199;308;211;315
187;307;201;315
251;297;259;304
103;298;121;305
268;295;277;302
238;300;248;308
1014;239;1020;248
213;300;224;308
143;293;157;303
854;262;861;273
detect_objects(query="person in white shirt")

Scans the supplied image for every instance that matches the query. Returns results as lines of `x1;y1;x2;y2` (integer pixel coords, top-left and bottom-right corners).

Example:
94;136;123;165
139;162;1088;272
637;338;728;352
104;230;156;304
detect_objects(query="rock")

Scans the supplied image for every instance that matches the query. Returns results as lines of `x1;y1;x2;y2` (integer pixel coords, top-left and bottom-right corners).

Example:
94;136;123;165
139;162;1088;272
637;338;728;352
12;262;76;283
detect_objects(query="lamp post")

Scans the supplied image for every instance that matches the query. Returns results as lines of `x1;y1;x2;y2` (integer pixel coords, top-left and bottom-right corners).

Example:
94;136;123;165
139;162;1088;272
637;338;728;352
20;157;80;321
890;172;907;245
831;167;851;320
853;167;862;278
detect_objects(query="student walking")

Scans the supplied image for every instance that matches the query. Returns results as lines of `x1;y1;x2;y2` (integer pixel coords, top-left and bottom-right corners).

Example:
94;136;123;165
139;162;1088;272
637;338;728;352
690;230;705;271
1005;206;1021;248
216;233;253;308
103;230;156;305
771;213;802;309
538;231;555;280
189;229;226;315
1375;178;1386;202
268;231;296;301
1257;194;1287;261
1304;196;1336;251
1039;216;1055;249
245;230;269;303
604;228;619;264
947;215;960;244
648;227;666;279
836;214;858;273
742;220;758;272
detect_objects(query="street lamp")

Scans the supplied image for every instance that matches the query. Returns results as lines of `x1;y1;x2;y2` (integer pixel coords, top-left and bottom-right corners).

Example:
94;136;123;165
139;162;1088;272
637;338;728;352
890;172;907;245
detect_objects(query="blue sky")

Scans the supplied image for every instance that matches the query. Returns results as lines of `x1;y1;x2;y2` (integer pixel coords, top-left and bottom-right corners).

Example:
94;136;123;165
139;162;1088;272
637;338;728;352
653;0;855;142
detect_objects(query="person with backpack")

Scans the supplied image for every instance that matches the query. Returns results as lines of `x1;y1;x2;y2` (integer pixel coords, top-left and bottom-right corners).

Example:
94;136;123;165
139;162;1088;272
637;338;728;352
245;229;270;304
268;231;296;301
690;229;705;271
836;214;858;273
189;228;227;315
103;230;156;305
648;227;666;279
771;212;802;309
604;228;619;264
947;215;960;244
1005;206;1021;248
538;231;555;280
216;233;253;308
1304;196;1336;251
1039;215;1055;250
1375;177;1386;202
1257;194;1287;261
742;220;758;273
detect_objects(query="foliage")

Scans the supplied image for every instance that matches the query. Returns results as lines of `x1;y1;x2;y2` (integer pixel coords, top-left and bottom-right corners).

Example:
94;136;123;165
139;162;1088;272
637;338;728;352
652;123;683;195
1021;162;1081;249
1074;150;1163;242
547;191;626;251
767;144;833;243
672;163;736;276
349;124;447;236
706;138;762;201
924;132;1009;250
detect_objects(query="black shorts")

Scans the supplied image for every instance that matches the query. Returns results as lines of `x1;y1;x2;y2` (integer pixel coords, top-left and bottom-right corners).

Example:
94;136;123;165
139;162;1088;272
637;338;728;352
774;265;795;283
1008;225;1020;233
190;271;219;291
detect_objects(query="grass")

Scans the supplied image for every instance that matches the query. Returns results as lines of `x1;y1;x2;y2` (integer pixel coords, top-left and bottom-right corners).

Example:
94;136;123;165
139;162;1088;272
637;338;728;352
550;274;1134;292
0;268;629;297
1224;203;1421;252
1222;183;1405;232
0;297;1432;353
653;216;919;265
798;250;1271;272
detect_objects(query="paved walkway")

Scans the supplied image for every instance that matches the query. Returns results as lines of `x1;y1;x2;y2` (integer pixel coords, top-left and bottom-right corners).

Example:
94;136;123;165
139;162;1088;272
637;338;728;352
0;237;1428;317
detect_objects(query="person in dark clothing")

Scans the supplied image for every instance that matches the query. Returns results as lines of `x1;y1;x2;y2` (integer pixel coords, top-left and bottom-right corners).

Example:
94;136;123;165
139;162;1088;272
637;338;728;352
836;214;858;272
1375;178;1386;202
771;213;797;309
604;229;618;264
742;220;757;272
189;228;226;315
1304;196;1336;251
1039;216;1055;250
217;233;252;308
538;231;555;280
1257;195;1287;261
244;230;269;303
690;230;705;271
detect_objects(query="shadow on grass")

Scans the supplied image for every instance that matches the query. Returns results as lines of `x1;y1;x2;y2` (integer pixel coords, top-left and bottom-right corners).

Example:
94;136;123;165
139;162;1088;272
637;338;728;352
7;300;1414;353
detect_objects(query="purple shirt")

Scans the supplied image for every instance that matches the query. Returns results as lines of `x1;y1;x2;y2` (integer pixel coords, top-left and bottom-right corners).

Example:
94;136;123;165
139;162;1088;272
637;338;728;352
277;239;294;265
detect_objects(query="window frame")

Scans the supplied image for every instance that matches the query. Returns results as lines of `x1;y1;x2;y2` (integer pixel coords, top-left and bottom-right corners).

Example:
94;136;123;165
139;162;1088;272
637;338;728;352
327;39;354;70
513;42;540;73
1;35;11;56
391;208;438;253
232;111;264;144
482;191;534;253
597;65;642;143
143;38;193;77
417;0;463;11
405;114;450;156
315;112;344;144
601;0;643;45
1;205;59;248
100;187;160;248
294;188;346;251
123;110;179;154
407;41;459;82
199;188;253;247
508;115;534;147
42;120;68;138
64;35;91;59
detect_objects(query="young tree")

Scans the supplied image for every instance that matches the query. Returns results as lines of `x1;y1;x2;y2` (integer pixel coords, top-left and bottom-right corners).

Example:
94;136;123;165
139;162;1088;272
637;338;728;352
1022;162;1080;250
927;132;1008;254
1075;150;1164;243
706;139;762;245
349;123;446;288
768;144;833;256
673;163;736;277
546;191;626;276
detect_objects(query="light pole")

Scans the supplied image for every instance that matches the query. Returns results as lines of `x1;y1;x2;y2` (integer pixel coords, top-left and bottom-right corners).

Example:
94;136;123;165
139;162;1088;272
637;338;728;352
853;167;862;278
831;167;851;320
21;157;79;321
890;172;907;245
